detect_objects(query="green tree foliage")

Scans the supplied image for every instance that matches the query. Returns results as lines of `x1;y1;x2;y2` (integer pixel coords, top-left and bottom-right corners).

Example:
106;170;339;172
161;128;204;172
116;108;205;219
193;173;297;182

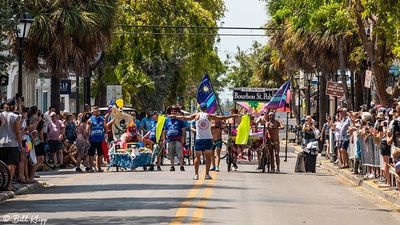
102;0;226;111
23;0;116;112
266;0;400;106
0;0;21;78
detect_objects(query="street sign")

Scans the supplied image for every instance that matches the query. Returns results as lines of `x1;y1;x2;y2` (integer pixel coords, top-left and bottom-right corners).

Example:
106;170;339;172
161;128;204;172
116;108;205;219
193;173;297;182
233;87;277;102
60;80;71;95
107;85;122;103
326;81;345;97
365;70;372;88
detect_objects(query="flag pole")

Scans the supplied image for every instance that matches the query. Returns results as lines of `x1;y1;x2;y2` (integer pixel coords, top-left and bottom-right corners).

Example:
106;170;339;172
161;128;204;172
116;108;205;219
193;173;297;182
285;81;290;162
205;71;224;115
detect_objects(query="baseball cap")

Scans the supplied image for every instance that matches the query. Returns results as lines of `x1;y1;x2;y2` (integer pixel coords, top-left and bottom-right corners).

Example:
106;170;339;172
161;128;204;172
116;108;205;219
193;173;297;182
50;112;56;117
6;98;16;105
200;102;207;110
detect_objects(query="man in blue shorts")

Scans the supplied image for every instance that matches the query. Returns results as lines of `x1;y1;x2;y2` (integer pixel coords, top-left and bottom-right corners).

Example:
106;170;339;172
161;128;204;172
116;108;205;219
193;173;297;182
170;103;238;180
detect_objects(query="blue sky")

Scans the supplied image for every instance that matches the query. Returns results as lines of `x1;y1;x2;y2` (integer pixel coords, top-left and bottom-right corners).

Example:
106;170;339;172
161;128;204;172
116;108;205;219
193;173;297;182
216;0;269;103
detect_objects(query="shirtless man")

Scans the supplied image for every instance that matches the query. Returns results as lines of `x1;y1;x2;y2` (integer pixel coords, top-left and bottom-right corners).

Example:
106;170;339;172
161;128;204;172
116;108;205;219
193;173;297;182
266;112;284;173
211;119;224;172
170;103;238;180
255;113;270;169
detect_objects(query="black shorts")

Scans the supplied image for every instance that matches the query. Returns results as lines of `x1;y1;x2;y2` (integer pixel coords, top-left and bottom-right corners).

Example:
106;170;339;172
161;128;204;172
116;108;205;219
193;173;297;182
340;140;350;150
0;147;20;165
380;144;391;156
88;142;104;156
48;140;62;153
35;143;45;156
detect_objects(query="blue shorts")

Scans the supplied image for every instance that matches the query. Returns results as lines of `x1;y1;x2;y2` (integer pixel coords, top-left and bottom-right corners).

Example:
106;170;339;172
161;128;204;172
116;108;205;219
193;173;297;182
195;139;213;151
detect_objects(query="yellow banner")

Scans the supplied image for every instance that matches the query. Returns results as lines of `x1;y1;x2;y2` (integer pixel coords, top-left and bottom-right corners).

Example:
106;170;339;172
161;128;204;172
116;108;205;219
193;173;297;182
235;114;251;145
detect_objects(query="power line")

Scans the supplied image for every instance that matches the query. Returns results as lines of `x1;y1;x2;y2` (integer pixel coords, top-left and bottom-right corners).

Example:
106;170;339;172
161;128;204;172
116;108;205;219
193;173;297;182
117;24;281;31
113;32;271;37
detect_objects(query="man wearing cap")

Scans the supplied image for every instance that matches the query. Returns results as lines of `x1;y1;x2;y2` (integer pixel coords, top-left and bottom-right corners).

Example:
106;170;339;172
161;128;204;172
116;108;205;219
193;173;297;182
162;105;187;172
338;108;351;168
266;112;285;173
0;99;23;191
170;102;239;180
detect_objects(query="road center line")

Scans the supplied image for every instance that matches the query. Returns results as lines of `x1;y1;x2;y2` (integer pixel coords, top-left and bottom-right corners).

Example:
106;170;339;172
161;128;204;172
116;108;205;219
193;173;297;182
190;172;218;225
169;170;206;225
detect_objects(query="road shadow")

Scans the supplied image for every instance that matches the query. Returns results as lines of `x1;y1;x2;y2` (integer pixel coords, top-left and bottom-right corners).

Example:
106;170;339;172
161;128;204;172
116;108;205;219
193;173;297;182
44;215;217;225
28;183;246;195
0;197;233;214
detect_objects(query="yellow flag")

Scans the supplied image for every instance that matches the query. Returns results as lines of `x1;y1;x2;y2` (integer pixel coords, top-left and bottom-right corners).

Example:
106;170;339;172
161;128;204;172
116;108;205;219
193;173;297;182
156;114;167;142
235;114;251;145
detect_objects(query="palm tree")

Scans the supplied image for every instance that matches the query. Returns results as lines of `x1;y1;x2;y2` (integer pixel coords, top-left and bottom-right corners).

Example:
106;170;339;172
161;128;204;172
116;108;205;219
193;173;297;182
23;0;116;112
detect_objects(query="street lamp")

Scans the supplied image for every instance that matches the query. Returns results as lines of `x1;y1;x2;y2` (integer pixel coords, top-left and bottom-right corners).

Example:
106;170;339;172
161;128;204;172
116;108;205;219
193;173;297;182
304;72;313;116
15;12;33;100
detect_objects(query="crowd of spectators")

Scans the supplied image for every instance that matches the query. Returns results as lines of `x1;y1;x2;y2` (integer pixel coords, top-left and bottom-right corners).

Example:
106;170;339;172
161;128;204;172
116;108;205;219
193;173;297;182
316;99;400;191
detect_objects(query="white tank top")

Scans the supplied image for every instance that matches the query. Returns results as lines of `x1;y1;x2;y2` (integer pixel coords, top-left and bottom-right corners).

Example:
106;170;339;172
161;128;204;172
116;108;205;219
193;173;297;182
196;112;213;140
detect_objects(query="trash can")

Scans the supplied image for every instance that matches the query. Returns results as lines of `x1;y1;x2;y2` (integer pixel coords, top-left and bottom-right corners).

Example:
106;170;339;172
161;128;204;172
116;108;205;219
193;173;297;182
294;152;305;173
304;153;317;173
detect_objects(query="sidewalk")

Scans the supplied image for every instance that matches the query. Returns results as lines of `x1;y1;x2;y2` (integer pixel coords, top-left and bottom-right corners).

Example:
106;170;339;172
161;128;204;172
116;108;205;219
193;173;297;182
289;142;400;207
0;181;47;203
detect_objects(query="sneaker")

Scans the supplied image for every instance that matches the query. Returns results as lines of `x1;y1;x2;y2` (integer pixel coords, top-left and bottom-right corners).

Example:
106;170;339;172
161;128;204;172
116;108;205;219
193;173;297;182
333;160;339;164
149;165;154;171
363;173;370;179
378;177;386;183
215;166;220;172
233;165;238;171
205;174;213;180
97;168;104;173
85;167;92;172
368;173;375;179
193;174;199;180
180;166;185;171
210;166;216;171
276;169;280;173
86;168;95;173
170;166;175;171
157;165;162;171
75;167;83;173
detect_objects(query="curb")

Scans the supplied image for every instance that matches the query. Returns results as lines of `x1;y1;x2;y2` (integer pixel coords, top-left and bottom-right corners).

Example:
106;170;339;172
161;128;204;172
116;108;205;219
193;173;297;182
0;182;46;203
320;161;400;207
290;143;400;207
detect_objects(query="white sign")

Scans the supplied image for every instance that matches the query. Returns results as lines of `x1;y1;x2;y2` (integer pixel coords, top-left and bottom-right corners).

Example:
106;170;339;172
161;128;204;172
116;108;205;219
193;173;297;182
107;85;122;103
365;70;372;88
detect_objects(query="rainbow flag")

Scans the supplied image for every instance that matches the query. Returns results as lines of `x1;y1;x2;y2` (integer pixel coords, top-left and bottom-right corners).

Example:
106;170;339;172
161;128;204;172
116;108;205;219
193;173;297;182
262;81;291;112
196;74;218;113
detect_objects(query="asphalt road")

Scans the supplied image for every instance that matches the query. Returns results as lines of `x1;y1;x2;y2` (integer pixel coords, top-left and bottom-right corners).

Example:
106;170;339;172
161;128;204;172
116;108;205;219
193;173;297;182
0;144;400;225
